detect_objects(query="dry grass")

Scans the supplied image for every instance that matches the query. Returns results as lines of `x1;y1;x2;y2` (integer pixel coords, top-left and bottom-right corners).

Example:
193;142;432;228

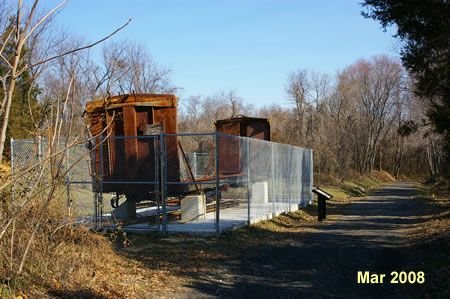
113;206;322;292
0;212;179;298
371;170;396;182
3;168;446;298
403;181;450;297
0;172;348;297
0;162;177;298
409;180;449;242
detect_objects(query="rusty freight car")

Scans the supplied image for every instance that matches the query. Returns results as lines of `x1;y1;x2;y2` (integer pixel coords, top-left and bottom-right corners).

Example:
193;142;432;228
215;116;270;141
85;94;180;217
215;116;270;176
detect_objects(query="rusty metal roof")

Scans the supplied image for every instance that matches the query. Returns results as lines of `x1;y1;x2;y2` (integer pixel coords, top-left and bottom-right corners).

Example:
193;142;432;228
214;115;270;127
85;93;177;114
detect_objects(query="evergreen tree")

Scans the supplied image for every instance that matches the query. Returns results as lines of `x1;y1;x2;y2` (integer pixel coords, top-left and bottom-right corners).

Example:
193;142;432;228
361;0;450;175
1;22;42;159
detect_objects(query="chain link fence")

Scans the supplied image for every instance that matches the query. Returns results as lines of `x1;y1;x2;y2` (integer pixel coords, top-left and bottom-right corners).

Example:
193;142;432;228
10;137;101;222
11;132;313;236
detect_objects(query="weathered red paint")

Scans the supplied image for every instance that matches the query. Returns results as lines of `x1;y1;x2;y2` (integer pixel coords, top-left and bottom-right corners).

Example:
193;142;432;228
85;94;179;196
214;116;270;176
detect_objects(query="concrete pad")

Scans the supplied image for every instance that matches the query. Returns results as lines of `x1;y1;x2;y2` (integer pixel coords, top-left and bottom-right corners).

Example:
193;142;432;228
100;198;312;236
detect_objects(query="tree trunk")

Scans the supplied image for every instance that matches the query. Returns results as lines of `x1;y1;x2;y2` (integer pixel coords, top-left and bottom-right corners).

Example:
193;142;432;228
0;66;19;162
426;143;435;178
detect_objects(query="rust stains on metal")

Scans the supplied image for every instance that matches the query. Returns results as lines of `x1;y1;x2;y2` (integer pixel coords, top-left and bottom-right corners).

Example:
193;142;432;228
85;93;177;114
214;115;271;176
214;115;271;141
85;93;179;195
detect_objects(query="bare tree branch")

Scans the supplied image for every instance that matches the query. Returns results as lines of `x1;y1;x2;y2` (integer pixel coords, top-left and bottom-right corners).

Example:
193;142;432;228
24;0;66;42
16;18;132;77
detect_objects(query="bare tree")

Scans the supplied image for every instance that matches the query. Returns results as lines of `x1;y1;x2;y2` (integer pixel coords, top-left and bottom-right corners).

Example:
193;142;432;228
179;95;203;132
0;71;115;275
272;56;431;179
178;90;253;134
336;56;404;174
0;0;130;161
285;69;335;181
93;41;178;96
286;69;309;145
258;104;297;144
326;68;362;177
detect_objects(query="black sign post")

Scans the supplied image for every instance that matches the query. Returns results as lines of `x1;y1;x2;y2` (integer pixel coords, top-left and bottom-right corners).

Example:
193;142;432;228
312;188;333;222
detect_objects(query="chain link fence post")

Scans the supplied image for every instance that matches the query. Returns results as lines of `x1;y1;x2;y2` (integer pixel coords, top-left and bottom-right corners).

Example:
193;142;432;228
92;137;98;224
10;138;15;204
310;150;314;204
289;149;293;212
38;136;42;165
66;146;71;215
193;152;197;179
160;131;168;236
155;134;161;231
98;136;104;224
215;131;220;238
246;137;251;225
271;142;275;216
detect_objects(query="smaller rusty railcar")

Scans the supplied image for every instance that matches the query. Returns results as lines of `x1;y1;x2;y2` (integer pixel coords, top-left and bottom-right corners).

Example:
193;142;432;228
214;116;270;176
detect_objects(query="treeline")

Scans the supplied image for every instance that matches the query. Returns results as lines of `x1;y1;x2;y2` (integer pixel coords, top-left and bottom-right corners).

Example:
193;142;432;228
1;30;178;156
178;55;445;180
0;1;446;291
1;1;445;181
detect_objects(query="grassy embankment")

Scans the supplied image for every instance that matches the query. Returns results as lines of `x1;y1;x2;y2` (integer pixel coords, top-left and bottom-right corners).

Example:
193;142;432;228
2;166;439;298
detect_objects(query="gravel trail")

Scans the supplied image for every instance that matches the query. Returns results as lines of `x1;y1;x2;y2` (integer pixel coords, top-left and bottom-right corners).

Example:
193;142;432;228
184;182;428;298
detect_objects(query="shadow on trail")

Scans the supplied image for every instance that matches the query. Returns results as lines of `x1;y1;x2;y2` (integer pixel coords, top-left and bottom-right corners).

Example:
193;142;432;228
184;182;431;298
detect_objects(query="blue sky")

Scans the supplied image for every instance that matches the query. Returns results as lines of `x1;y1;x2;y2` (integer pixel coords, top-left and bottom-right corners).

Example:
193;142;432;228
45;0;397;108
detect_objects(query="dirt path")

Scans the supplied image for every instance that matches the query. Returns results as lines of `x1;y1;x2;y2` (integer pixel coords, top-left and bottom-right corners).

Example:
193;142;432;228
181;182;432;298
